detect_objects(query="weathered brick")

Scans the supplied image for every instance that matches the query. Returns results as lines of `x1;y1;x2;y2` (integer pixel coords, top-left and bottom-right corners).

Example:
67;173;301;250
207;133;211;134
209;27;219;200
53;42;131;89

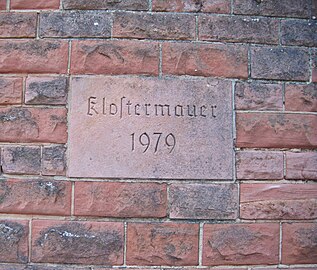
40;11;112;38
0;0;5;9
235;81;283;111
199;15;278;44
241;184;317;220
0;266;90;270
0;12;37;38
32;220;124;265
62;0;148;10
153;0;230;13
236;151;283;180
0;107;67;143
71;40;159;75
2;146;41;175
285;84;317;112
0;77;23;105
127;223;199;266
163;42;248;79
251;46;310;81
236;113;317;149
42;145;66;176
203;223;279;265
0;220;29;263
233;0;310;18
282;223;317;264
281;20;317;47
25;76;68;105
312;49;317;83
0;178;71;215
11;0;60;9
0;40;68;74
113;12;195;40
74;182;167;218
169;184;238;219
286;152;317;180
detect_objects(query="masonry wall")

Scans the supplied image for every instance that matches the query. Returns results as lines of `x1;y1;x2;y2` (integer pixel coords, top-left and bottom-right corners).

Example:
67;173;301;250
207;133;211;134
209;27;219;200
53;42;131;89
0;0;317;269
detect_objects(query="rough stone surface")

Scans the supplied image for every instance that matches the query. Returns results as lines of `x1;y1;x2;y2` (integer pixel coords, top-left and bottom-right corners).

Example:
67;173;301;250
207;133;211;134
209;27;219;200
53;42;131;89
0;178;71;215
203;223;279;265
169;184;238;219
153;0;230;13
42;145;66;176
0;220;29;263
68;76;233;179
127;223;199;266
199;15;278;44
251;46;310;81
40;11;112;38
282;223;317;264
63;0;148;10
163;42;248;79
1;146;41;175
233;0;310;18
235;81;283;111
25;76;68;105
0;40;68;74
236;113;317;149
281;20;317;47
240;184;317;220
113;12;195;40
0;13;37;38
32;220;124;265
286;152;317;180
74;182;167;217
0;77;23;105
71;40;159;75
285;84;317;112
313;49;317;83
0;107;67;143
236;151;283;180
11;0;60;9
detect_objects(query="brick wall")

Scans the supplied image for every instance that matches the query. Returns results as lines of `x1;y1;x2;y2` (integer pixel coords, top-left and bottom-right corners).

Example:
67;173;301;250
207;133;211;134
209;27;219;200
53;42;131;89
0;0;316;269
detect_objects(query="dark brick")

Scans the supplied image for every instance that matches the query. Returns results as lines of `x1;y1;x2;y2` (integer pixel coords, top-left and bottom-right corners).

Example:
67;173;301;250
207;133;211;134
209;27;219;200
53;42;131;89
199;15;278;44
40;11;112;38
169;184;238;219
0;77;23;105
313;49;317;83
113;12;195;40
42;145;66;176
62;0;148;10
286;152;317;180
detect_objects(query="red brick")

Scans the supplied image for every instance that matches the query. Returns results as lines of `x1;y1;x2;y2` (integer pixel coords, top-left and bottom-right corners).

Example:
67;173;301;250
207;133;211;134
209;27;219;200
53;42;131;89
282;223;317;264
0;77;23;105
127;223;199;266
312;49;317;83
235;81;283;111
236;151;283;180
0;0;5;9
42;145;66;176
203;223;279;265
11;0;60;9
62;0;147;10
74;182;167;218
0;220;29;263
0;107;67;143
241;184;317;220
199;15;278;44
285;83;317;112
32;220;124;265
153;0;230;13
236;113;317;149
286;152;317;180
0;40;68;74
0;12;37;38
251;46;310;81
169;184;238;219
1;146;41;175
113;12;195;40
0;178;71;215
0;266;90;270
71;40;159;75
162;42;248;79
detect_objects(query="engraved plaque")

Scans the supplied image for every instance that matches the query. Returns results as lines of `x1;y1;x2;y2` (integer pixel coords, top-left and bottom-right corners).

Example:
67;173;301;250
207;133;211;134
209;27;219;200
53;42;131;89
68;76;233;179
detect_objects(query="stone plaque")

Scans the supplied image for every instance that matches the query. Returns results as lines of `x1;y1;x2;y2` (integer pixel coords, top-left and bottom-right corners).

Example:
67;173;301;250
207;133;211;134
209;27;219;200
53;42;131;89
68;76;233;179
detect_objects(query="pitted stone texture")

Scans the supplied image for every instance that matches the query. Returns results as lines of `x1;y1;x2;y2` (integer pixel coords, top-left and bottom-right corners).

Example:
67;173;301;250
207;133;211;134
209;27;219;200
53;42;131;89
286;152;317;180
68;76;233;179
32;220;124;265
285;84;317;112
313;50;317;83
42;145;66;176
0;77;23;105
63;0;148;10
0;13;37;38
11;0;60;9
